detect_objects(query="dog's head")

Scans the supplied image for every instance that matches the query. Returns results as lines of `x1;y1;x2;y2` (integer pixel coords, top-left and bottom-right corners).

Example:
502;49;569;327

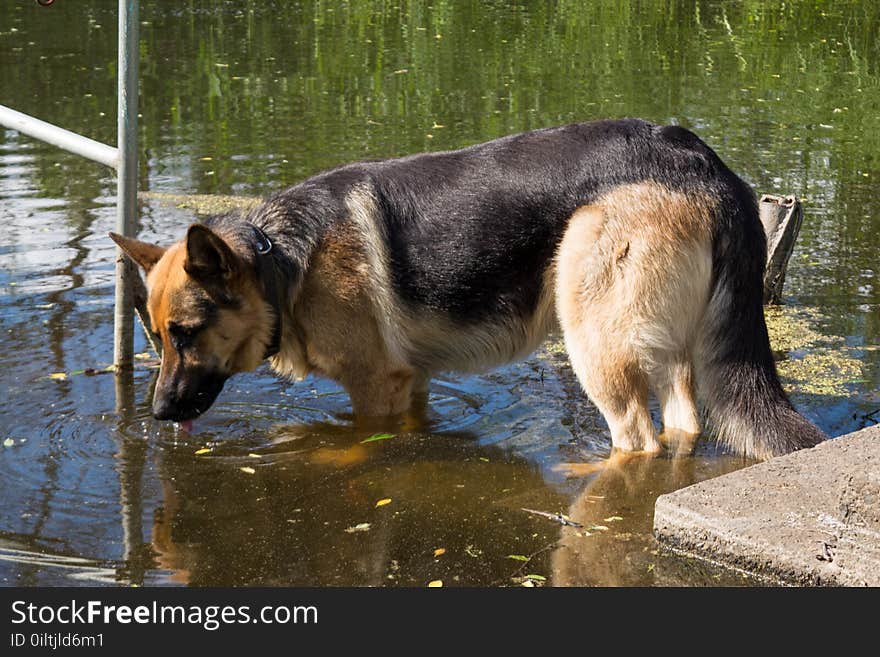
110;224;276;422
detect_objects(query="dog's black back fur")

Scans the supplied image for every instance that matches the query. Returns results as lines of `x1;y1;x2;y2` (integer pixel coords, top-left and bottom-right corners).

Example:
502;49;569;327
257;119;740;324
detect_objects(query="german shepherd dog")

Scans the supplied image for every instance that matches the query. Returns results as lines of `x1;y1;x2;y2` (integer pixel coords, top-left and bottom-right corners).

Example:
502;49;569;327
111;119;826;460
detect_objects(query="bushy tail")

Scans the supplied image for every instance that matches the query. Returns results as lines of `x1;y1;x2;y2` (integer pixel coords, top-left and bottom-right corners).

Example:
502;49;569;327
699;187;826;459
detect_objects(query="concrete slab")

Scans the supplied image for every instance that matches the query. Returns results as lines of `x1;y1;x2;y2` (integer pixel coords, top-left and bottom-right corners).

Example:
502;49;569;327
654;425;880;586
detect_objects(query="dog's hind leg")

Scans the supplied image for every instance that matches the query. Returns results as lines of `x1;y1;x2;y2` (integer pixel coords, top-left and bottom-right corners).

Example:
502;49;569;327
556;184;716;462
555;204;661;454
651;358;701;456
580;350;660;454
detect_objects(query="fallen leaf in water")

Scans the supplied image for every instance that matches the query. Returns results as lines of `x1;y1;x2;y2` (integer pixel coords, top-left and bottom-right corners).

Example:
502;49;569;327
134;352;152;360
239;466;256;474
345;523;372;533
361;433;396;443
604;516;624;522
2;438;14;448
375;498;392;507
589;525;609;532
507;554;529;562
521;580;535;587
434;548;446;557
194;448;212;455
247;453;260;458
525;574;546;581
427;580;443;587
49;372;67;381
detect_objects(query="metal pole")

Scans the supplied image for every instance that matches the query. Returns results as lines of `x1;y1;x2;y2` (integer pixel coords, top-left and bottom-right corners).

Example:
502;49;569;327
114;366;148;586
114;0;139;369
0;105;118;169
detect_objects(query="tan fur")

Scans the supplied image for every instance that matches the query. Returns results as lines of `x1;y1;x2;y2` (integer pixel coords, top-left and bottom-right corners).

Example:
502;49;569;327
282;206;416;416
554;182;714;453
345;187;412;365
402;264;558;374
144;237;274;383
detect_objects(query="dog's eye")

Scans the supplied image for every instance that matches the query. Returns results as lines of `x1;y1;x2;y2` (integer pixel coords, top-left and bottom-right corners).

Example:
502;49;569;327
167;322;204;351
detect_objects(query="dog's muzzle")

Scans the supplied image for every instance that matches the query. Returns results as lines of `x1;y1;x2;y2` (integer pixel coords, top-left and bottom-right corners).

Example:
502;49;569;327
152;368;228;422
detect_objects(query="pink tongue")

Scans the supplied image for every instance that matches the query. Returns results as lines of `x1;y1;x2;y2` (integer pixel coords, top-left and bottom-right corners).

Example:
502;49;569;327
179;419;194;433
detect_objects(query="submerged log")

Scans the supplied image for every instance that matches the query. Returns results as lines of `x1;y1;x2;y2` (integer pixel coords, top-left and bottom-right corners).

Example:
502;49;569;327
760;194;804;305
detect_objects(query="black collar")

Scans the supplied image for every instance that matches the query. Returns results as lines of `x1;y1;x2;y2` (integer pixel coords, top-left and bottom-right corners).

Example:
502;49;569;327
250;223;282;360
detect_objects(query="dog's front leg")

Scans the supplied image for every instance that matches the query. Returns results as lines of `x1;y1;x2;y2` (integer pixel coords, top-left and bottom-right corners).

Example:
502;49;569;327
343;366;417;418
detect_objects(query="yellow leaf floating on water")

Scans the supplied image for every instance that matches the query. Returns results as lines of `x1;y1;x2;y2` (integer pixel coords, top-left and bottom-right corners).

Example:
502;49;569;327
345;523;371;533
194;448;212;455
375;498;392;507
433;548;446;557
521;580;535;587
134;352;152;360
49;372;67;381
3;438;15;448
427;580;443;588
240;466;256;474
247;453;260;458
604;516;624;522
589;525;609;532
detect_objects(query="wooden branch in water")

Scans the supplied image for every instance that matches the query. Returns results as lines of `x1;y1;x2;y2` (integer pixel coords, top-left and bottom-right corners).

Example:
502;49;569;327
760;194;804;305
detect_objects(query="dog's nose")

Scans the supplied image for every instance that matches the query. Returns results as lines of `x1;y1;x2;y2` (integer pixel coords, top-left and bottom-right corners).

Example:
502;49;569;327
152;396;179;421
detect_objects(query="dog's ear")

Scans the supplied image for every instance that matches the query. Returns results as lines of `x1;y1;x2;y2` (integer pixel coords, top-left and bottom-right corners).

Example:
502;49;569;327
184;224;240;287
109;232;166;273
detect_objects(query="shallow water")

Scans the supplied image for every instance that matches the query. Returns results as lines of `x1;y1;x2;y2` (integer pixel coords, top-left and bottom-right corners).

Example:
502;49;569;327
0;1;878;587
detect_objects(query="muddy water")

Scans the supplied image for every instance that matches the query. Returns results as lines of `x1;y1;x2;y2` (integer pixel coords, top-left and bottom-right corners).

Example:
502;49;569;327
1;1;878;586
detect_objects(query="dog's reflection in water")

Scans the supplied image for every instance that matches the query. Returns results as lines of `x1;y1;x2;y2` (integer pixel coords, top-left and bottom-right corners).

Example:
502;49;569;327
147;412;751;586
550;447;749;586
147;418;564;586
149;419;381;585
